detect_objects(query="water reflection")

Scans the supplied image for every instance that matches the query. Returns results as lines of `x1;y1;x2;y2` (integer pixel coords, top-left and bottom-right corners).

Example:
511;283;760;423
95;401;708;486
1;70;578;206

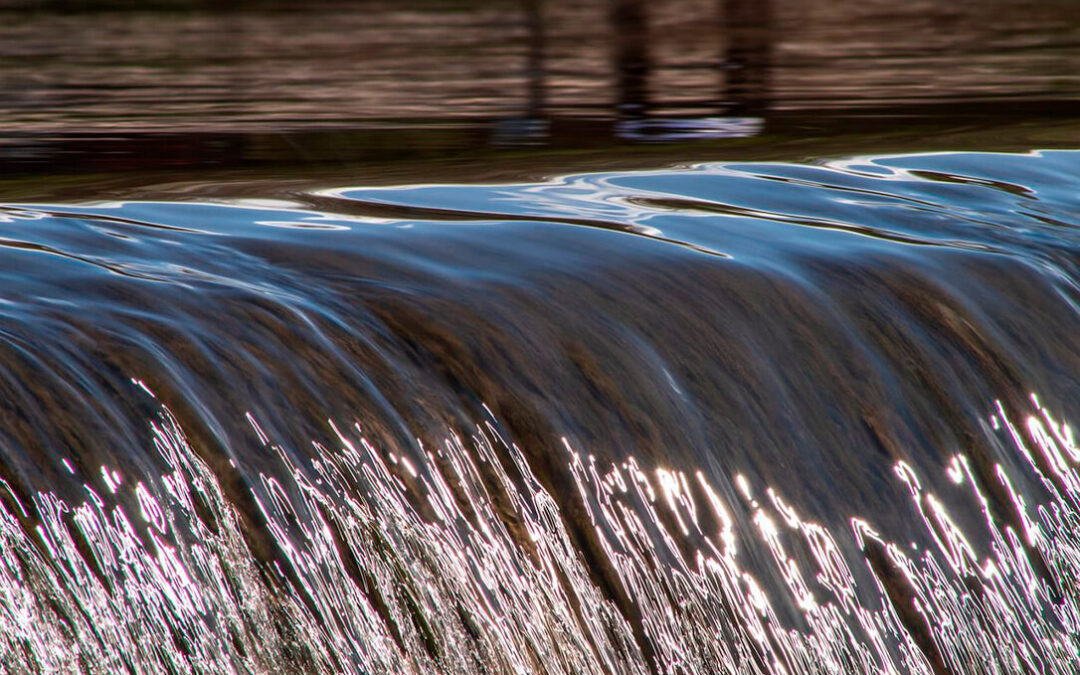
605;0;770;142
1;0;1078;177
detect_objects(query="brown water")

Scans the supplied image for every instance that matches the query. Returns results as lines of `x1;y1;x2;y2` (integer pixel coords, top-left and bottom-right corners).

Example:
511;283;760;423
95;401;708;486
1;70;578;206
3;0;1079;128
2;0;1079;193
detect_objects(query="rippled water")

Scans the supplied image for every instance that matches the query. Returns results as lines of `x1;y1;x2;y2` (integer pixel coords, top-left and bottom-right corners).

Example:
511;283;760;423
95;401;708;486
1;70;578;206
4;0;1079;188
2;149;1080;673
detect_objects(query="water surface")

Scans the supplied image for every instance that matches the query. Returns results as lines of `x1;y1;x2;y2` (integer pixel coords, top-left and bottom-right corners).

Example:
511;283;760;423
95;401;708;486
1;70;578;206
3;149;1080;674
4;2;1080;673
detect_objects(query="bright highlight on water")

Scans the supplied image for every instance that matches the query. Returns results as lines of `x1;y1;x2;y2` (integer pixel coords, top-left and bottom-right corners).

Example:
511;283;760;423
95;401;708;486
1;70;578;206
2;151;1080;673
4;391;1079;674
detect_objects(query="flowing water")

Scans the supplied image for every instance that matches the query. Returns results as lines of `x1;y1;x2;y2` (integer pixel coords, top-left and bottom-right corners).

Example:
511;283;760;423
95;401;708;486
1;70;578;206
4;1;1080;674
4;149;1080;674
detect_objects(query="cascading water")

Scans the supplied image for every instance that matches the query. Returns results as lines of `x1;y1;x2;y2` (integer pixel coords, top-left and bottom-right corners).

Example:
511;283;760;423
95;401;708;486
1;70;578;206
2;150;1080;674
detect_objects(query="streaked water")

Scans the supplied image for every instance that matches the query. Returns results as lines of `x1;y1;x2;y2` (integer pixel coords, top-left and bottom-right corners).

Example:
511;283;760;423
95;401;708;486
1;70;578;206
4;0;1080;187
4;0;1079;132
2;149;1080;673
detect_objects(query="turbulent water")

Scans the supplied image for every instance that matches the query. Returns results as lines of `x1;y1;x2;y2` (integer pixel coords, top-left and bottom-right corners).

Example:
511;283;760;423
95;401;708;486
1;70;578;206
2;150;1080;674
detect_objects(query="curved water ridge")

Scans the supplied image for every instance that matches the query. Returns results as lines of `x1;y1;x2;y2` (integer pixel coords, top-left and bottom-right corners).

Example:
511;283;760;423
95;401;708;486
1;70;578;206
329;150;1080;255
1;150;1080;674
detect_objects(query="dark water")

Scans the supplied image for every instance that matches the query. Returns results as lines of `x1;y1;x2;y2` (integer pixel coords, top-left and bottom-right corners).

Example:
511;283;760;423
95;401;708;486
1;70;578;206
4;1;1080;674
3;149;1080;674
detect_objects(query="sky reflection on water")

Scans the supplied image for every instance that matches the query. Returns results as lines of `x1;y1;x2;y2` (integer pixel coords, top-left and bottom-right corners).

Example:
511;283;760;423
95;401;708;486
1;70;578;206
3;3;1080;674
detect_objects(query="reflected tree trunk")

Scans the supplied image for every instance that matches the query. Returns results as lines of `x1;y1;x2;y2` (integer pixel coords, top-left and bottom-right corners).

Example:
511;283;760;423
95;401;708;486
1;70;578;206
721;0;772;115
524;0;546;119
491;0;549;145
611;0;650;117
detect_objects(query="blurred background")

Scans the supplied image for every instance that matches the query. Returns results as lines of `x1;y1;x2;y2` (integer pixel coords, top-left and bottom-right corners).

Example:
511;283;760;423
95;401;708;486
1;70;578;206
1;0;1078;193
